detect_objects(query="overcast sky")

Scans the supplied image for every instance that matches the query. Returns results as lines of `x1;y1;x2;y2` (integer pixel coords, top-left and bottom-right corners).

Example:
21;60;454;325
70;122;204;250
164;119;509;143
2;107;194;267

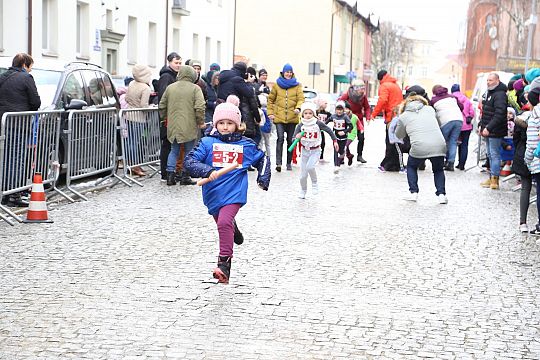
361;0;470;50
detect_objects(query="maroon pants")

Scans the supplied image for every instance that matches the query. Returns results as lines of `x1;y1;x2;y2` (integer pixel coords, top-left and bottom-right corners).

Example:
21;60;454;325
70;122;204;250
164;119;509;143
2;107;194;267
212;203;241;257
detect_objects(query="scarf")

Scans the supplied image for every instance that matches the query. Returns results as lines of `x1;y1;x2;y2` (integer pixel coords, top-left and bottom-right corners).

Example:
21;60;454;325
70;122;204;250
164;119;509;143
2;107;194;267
276;76;299;89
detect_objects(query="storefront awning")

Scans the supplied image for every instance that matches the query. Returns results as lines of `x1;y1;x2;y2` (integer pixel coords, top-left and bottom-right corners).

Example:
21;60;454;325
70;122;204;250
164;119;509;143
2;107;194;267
334;75;349;83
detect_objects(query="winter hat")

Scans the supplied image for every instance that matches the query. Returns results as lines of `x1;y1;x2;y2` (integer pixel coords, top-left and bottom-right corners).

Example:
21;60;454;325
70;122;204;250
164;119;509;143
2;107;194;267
206;70;218;84
525;85;532;93
233;61;247;74
528;88;540;107
525;68;540;83
209;63;221;71
450;84;460;93
507;107;516;116
510;73;523;81
529;77;540;92
184;59;191;65
335;100;345;109
377;70;387;81
124;76;134;86
190;59;202;68
300;101;317;115
351;79;365;87
213;95;242;127
282;63;293;73
513;78;525;91
259;68;268;77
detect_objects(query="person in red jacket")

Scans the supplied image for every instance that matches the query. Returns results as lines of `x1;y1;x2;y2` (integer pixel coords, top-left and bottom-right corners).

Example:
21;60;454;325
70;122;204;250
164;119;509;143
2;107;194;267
369;70;404;172
339;79;371;163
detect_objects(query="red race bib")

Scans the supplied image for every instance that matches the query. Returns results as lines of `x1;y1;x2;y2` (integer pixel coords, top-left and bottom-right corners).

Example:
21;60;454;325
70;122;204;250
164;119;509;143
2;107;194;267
212;143;243;168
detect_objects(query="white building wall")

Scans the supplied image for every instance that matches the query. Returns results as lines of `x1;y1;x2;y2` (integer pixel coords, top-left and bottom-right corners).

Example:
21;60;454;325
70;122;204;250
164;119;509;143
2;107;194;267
0;0;234;78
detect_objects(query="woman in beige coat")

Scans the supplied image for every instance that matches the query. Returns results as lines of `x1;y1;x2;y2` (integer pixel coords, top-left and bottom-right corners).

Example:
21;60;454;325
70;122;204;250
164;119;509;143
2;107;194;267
125;64;152;176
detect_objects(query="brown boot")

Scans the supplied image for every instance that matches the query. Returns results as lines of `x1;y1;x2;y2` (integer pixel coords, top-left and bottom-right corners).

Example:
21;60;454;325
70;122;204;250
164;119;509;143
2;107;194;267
490;176;499;189
480;176;491;188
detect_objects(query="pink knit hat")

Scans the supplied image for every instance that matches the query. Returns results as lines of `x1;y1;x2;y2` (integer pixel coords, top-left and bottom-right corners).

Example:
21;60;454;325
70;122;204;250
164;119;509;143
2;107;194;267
213;95;242;127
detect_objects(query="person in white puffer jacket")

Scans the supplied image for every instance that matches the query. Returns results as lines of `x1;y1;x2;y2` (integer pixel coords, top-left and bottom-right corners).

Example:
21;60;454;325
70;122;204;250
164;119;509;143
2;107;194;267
524;88;540;234
430;85;464;171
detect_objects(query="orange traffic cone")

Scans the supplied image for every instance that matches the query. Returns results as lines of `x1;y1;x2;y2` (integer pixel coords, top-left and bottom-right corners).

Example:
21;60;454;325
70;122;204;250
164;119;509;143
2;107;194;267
500;161;512;177
23;173;53;223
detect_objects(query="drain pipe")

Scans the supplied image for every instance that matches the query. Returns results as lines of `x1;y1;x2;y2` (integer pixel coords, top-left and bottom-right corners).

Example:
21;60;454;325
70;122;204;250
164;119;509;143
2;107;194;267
28;0;33;55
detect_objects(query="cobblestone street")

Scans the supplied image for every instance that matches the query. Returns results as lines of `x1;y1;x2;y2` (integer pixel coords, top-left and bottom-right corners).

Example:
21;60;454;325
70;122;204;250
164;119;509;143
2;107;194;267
1;122;540;359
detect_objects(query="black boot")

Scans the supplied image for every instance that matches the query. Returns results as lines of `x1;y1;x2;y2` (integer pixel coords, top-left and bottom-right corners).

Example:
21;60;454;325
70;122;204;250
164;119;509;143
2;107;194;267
233;220;244;245
2;194;29;207
179;171;196;185
213;256;232;284
444;161;454;171
166;171;176;186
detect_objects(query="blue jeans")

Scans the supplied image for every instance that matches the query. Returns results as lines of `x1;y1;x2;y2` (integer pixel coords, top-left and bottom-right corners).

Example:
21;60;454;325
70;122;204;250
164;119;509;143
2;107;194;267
440;120;462;163
486;137;502;176
126;122;145;163
166;140;195;172
407;155;446;195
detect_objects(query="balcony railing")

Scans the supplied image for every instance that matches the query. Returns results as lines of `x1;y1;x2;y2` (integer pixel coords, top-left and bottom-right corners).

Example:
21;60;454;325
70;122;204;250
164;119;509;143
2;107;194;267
172;0;190;16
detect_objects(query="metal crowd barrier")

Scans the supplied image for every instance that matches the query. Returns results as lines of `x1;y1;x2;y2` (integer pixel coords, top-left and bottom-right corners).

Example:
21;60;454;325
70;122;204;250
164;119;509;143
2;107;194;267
0;110;72;225
64;108;130;200
118;108;161;186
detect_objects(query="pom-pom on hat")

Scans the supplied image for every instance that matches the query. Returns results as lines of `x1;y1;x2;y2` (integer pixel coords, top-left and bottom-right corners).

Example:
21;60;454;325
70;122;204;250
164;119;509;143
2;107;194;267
300;101;317;115
213;95;242;127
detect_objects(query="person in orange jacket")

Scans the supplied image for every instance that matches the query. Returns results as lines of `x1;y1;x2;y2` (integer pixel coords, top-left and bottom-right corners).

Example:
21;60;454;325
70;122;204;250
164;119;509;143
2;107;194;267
369;70;404;172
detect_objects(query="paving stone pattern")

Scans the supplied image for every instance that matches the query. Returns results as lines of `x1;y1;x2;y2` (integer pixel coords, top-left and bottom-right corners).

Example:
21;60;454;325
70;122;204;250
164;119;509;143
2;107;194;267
1;122;539;359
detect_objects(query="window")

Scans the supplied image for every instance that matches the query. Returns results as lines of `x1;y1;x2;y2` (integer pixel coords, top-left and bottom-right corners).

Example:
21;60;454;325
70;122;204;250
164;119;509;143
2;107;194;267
82;70;106;106
148;22;157;66
76;2;89;57
61;72;85;108
106;9;113;30
127;16;137;64
421;67;428;77
408;66;413;76
205;37;211;70
42;0;58;53
100;72;117;107
173;28;180;53
216;40;221;63
192;33;199;59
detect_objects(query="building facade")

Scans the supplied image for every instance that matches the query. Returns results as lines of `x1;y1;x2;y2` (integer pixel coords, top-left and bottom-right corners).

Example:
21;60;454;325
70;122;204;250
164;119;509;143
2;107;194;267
463;0;540;91
0;0;235;78
233;0;377;94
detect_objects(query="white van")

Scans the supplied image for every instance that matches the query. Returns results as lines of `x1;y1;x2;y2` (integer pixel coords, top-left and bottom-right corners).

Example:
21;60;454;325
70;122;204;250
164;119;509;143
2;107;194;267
471;71;514;122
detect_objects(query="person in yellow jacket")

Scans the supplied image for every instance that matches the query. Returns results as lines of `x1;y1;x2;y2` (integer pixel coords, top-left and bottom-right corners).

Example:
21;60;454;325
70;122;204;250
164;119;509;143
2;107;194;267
267;64;305;172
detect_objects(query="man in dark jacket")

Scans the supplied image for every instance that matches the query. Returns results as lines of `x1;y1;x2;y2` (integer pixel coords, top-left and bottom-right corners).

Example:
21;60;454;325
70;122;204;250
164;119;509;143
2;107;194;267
0;53;41;207
479;73;508;189
156;52;182;182
217;62;261;140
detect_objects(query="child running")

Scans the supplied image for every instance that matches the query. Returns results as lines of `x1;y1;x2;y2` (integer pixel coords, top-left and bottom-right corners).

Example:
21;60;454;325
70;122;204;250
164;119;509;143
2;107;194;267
344;101;360;166
184;95;271;284
326;100;353;173
293;102;338;199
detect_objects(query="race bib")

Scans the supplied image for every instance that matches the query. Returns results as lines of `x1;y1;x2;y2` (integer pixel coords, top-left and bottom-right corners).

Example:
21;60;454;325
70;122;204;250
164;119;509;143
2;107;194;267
212;143;243;168
303;131;319;139
334;120;345;130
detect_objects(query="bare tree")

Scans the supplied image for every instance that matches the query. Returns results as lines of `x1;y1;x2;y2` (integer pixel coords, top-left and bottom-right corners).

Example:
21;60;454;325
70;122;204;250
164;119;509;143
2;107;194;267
371;21;414;78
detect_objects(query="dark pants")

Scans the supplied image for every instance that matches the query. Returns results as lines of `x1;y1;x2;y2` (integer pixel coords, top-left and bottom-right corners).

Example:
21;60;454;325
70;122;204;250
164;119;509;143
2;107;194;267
357;132;365;157
533;173;540;223
407;155;446;195
380;127;400;171
457;130;472;168
520;175;532;224
160;124;171;180
320;132;326;159
334;138;347;166
276;123;296;166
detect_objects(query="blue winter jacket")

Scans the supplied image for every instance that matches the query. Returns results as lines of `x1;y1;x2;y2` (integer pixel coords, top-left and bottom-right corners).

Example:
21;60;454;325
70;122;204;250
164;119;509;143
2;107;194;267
184;132;271;215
